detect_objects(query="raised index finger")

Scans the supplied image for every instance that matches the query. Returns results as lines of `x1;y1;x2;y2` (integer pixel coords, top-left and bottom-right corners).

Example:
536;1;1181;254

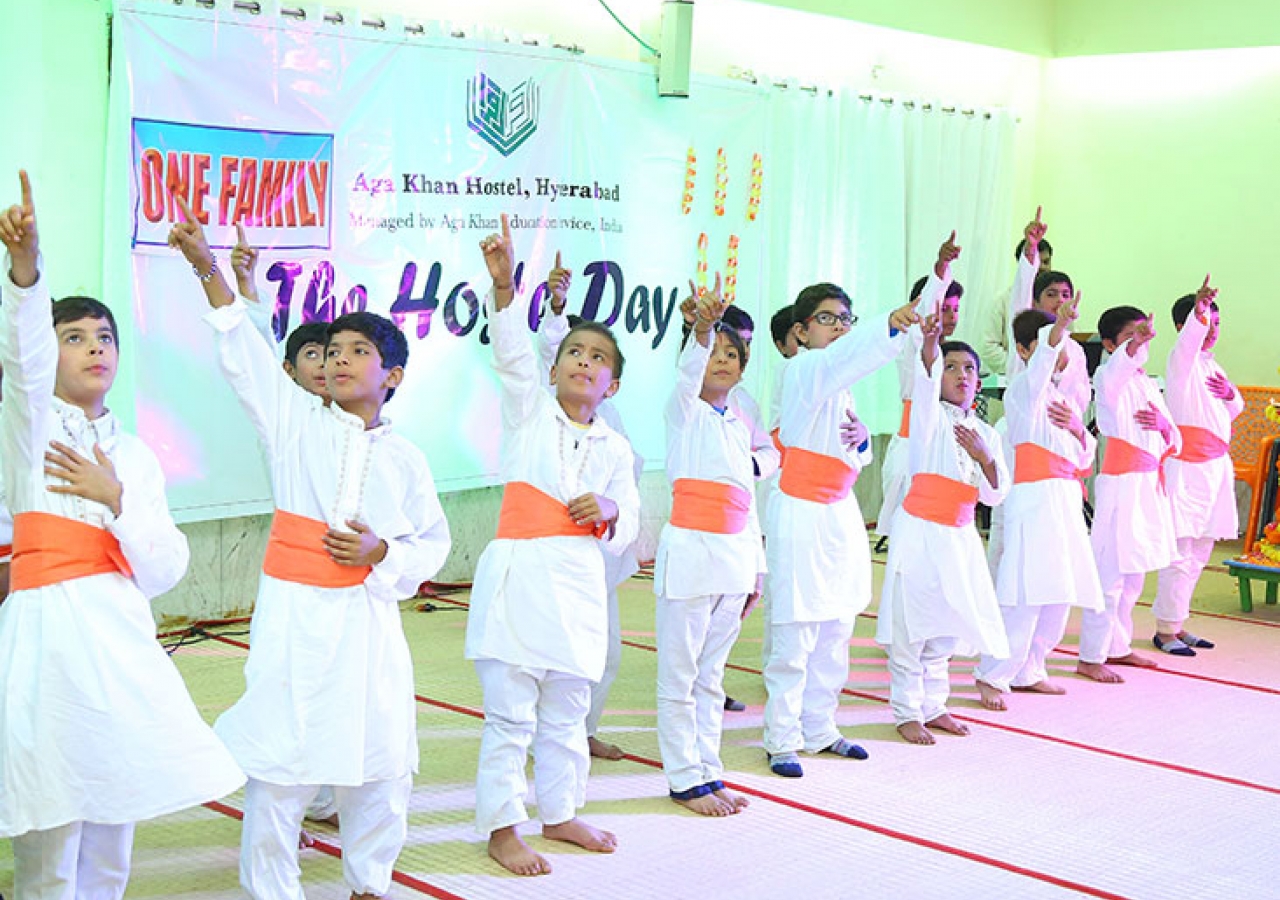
554;250;562;270
1034;205;1042;224
1201;272;1212;291
173;190;196;224
500;213;511;241
236;222;248;247
18;169;32;208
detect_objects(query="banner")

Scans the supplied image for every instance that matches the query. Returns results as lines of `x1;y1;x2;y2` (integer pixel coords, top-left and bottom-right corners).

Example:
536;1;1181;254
111;3;772;519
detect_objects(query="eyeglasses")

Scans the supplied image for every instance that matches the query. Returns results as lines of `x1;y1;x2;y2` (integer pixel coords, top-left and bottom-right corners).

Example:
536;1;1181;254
808;311;857;328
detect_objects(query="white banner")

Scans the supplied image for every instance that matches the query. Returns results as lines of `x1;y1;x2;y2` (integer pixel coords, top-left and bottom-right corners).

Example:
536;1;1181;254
110;3;772;519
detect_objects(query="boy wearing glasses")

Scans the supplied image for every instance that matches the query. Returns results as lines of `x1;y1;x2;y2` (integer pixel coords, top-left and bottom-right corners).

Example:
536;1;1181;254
760;272;921;777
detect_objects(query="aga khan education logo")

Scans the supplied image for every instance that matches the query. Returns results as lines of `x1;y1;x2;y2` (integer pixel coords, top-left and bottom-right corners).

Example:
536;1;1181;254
467;73;540;157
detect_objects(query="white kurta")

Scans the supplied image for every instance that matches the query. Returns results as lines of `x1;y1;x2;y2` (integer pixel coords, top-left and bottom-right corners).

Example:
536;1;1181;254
765;318;903;625
876;272;946;536
1091;340;1180;575
731;382;782;482
654;334;767;599
464;298;640;682
208;300;451;787
1163;313;1243;541
0;266;245;837
996;324;1103;611
537;309;641;588
876;340;1011;658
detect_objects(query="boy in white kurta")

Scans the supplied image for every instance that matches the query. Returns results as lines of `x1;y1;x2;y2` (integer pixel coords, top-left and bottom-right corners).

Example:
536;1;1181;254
1077;306;1181;683
655;282;765;816
1153;279;1242;655
876;270;963;545
169;198;452;900
536;259;642;761
0;171;245;899
761;270;922;777
973;303;1103;709
876;292;1010;745
466;219;639;877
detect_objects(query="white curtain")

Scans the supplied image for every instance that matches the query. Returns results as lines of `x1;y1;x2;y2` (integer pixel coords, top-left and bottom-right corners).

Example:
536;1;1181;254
757;88;1016;434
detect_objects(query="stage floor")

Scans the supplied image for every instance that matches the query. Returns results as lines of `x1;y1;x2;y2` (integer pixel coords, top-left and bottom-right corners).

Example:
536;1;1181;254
4;539;1277;900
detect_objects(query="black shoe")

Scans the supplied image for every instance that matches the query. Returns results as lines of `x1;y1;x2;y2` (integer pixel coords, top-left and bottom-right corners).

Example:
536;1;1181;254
724;696;746;712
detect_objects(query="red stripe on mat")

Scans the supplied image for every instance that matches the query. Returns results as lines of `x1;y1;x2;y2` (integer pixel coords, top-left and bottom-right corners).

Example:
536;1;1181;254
1047;644;1280;697
202;800;467;900
204;631;1135;897
619;637;1280;796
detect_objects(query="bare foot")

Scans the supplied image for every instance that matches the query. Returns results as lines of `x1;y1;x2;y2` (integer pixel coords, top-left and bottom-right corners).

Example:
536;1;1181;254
588;736;625;760
897;721;935;745
713;787;750;812
1107;652;1157;669
925;713;970;736
543;817;618;853
673;793;735;816
298;829;316;850
1076;661;1124;683
976;680;1007;711
488;826;552;876
1012;680;1066;695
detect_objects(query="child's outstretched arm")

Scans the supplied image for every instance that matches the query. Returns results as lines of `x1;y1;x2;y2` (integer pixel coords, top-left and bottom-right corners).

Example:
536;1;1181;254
1011;208;1046;317
481;215;543;430
1;171;61;466
535;251;572;376
169;191;306;458
168;193;236;309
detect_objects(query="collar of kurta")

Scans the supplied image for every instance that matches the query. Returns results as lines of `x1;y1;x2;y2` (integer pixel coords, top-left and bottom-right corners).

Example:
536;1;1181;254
550;399;612;439
326;400;394;438
52;396;119;450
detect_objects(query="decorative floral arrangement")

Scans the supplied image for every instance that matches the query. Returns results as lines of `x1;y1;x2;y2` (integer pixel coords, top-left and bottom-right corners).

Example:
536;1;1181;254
1266;399;1280;426
1243;521;1280;567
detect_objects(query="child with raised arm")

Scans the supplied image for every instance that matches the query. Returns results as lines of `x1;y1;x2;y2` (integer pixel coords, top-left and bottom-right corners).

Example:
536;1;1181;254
876;240;964;547
169;194;451;900
876;301;1010;745
654;276;765;816
1153;278;1240;656
761;266;921;778
1077;306;1180;683
973;301;1103;710
0;171;244;898
1004;209;1090;414
535;253;642;761
466;217;639;877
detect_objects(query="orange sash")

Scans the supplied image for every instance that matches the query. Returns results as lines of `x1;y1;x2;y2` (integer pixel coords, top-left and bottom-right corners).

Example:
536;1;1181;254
670;479;752;535
263;509;371;588
778;447;858;504
1100;436;1171;489
770;427;784;456
902;473;980;527
495;481;607;540
1175;425;1230;464
897;400;913;439
0;544;11;560
11;511;134;592
1013;442;1089;486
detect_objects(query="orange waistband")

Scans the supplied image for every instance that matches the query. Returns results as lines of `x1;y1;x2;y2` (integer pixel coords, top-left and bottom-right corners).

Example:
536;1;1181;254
670;478;752;535
1100;437;1160;476
778;446;858;504
11;511;134;592
1175;425;1230;464
1013;442;1089;485
897;400;913;439
770;427;784;456
902;473;980;527
495;481;607;540
263;509;372;588
0;544;11;560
